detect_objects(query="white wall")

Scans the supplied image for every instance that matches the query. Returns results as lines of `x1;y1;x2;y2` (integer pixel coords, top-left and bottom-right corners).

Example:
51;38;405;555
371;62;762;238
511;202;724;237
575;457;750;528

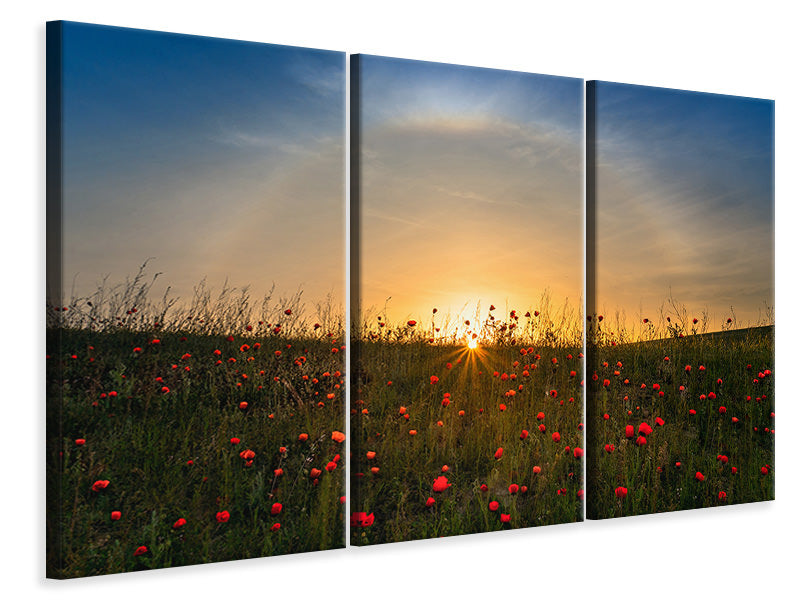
4;1;797;598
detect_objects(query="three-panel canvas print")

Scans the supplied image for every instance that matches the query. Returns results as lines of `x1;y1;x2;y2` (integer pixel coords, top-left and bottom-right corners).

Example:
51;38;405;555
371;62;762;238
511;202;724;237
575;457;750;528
46;21;774;578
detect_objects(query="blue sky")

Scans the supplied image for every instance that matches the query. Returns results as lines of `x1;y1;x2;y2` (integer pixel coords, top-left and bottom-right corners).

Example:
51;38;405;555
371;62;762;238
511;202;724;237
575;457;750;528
61;22;345;310
357;55;584;327
593;82;774;329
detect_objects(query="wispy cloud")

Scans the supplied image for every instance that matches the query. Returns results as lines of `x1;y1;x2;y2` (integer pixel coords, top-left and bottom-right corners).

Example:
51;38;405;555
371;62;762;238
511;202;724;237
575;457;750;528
358;114;582;321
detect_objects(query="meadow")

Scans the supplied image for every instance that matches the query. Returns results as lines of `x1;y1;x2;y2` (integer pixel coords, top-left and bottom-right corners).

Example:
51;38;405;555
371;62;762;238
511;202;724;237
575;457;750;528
586;313;774;519
350;300;585;545
46;269;346;578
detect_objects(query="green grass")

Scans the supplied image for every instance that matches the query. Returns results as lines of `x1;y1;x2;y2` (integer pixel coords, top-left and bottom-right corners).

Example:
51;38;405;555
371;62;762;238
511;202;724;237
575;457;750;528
47;326;345;578
351;338;584;546
586;326;774;519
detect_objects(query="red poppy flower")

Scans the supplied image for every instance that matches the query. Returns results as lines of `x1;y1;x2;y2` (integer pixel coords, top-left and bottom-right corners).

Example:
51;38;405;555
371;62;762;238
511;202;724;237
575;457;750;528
133;546;148;556
111;511;121;521
532;466;541;475
430;375;439;384
91;480;110;492
695;472;704;481
270;522;281;532
425;497;436;507
635;436;647;446
75;438;86;446
615;486;627;499
551;432;561;443
500;513;511;523
655;417;665;426
508;484;519;494
310;468;322;479
271;503;282;516
407;320;417;327
428;475;450;492
638;422;653;436
494;447;504;460
604;444;615;453
573;447;584;458
489;501;499;511
173;517;187;529
520;429;529;440
625;425;634;438
331;431;346;443
538;424;546;433
216;510;230;523
351;512;374;527
718;491;727;501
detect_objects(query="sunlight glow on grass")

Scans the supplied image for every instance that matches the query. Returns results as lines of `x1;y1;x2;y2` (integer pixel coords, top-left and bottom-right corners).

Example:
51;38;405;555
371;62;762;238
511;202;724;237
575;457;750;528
467;338;478;350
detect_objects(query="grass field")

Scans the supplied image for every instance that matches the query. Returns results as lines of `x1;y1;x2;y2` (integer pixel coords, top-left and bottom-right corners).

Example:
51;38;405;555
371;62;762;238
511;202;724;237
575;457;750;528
586;321;774;519
46;281;345;578
350;307;585;545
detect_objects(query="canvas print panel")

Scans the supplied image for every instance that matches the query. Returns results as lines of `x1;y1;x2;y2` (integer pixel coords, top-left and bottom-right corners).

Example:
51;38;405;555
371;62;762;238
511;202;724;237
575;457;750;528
46;22;345;578
351;55;584;545
586;81;774;519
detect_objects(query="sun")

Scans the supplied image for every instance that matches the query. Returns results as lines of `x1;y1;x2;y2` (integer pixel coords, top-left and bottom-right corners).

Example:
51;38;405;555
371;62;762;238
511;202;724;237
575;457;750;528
467;338;478;350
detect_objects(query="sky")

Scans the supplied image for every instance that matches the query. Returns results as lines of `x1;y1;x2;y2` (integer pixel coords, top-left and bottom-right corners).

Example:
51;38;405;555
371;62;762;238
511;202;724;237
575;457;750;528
593;82;774;330
60;22;345;312
356;56;584;330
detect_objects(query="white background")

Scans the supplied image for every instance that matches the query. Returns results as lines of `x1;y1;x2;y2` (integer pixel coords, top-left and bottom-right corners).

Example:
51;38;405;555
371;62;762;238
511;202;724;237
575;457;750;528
2;1;797;598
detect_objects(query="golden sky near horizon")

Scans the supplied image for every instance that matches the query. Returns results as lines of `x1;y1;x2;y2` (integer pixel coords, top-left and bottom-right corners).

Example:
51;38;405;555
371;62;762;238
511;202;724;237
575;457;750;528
356;57;584;332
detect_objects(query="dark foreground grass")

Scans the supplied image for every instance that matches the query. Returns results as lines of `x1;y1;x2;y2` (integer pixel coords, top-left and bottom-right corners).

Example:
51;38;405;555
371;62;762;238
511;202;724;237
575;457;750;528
47;327;345;578
586;326;774;519
351;340;584;546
